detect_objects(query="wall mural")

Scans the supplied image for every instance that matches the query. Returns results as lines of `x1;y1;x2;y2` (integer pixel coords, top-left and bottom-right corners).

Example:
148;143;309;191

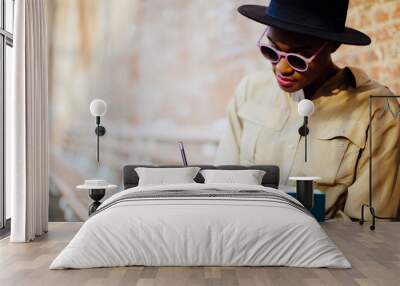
47;0;400;222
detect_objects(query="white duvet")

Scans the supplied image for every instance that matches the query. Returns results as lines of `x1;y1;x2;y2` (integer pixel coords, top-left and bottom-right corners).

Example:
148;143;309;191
50;183;351;269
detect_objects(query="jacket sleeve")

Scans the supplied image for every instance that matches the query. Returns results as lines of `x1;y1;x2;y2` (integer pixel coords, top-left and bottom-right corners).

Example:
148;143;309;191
214;76;249;165
345;94;400;220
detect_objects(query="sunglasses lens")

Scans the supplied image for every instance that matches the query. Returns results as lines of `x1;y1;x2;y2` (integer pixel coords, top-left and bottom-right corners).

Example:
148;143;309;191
287;55;307;71
260;46;279;62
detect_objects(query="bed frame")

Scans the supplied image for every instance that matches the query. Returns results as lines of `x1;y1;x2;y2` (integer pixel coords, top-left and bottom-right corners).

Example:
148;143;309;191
123;165;280;189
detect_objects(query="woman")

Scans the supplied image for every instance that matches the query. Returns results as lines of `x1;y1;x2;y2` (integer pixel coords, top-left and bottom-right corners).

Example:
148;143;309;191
215;0;400;220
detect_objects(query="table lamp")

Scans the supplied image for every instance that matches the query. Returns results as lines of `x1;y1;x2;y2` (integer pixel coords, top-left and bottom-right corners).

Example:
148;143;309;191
298;99;315;162
89;99;107;163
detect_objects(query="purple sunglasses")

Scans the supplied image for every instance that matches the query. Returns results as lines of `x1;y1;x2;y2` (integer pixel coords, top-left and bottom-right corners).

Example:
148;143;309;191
256;28;328;72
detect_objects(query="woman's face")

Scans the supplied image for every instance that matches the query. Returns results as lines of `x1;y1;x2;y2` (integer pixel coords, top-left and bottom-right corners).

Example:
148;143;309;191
266;27;334;93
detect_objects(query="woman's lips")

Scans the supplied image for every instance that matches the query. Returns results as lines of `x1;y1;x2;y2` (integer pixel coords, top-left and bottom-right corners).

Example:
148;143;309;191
276;74;298;88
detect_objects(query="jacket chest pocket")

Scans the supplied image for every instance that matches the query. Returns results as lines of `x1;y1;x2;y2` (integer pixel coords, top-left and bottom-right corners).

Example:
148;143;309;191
237;102;289;163
307;121;367;185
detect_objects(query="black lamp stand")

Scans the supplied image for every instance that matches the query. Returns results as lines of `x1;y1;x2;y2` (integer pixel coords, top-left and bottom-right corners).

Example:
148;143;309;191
94;116;106;163
298;116;309;162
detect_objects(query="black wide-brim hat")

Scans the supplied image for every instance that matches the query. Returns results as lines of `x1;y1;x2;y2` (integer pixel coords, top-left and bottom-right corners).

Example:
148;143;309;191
238;0;371;46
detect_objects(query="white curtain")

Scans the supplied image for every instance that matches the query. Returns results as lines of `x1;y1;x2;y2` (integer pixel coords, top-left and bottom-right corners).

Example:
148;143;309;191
7;0;49;242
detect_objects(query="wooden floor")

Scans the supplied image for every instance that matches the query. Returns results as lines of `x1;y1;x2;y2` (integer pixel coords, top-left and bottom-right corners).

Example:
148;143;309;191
0;222;399;286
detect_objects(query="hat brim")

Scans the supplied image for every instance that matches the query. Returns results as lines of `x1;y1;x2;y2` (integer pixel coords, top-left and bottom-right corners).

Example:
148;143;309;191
238;5;371;46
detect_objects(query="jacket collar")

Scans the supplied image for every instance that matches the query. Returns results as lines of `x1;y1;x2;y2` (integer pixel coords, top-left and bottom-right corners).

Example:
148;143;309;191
290;65;371;102
343;66;371;88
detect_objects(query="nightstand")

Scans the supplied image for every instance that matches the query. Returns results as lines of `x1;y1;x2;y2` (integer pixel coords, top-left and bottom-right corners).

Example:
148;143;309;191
76;179;117;215
280;177;325;222
289;176;321;209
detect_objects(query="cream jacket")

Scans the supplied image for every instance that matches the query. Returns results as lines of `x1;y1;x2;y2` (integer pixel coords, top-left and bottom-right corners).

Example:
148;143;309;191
215;67;400;219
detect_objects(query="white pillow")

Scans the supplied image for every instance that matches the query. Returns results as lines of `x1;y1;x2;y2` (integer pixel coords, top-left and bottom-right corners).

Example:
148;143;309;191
135;167;201;186
200;169;266;185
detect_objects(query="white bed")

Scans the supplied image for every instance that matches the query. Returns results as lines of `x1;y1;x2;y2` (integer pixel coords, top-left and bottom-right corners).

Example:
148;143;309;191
50;183;350;269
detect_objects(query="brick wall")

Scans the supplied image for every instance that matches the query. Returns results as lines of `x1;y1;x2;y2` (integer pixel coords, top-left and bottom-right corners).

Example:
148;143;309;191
334;0;400;95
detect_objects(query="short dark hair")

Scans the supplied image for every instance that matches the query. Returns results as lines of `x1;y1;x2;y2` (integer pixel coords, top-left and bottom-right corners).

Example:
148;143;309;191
331;42;341;53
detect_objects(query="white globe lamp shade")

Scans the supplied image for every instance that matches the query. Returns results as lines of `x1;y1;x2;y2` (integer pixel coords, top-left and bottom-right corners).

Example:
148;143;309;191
90;99;107;117
298;99;315;117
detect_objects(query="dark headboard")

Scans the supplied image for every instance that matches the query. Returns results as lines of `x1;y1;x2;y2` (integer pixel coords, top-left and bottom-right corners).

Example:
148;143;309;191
123;165;280;189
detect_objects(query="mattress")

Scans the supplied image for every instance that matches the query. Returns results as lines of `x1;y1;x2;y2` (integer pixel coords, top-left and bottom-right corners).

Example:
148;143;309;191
50;183;350;269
